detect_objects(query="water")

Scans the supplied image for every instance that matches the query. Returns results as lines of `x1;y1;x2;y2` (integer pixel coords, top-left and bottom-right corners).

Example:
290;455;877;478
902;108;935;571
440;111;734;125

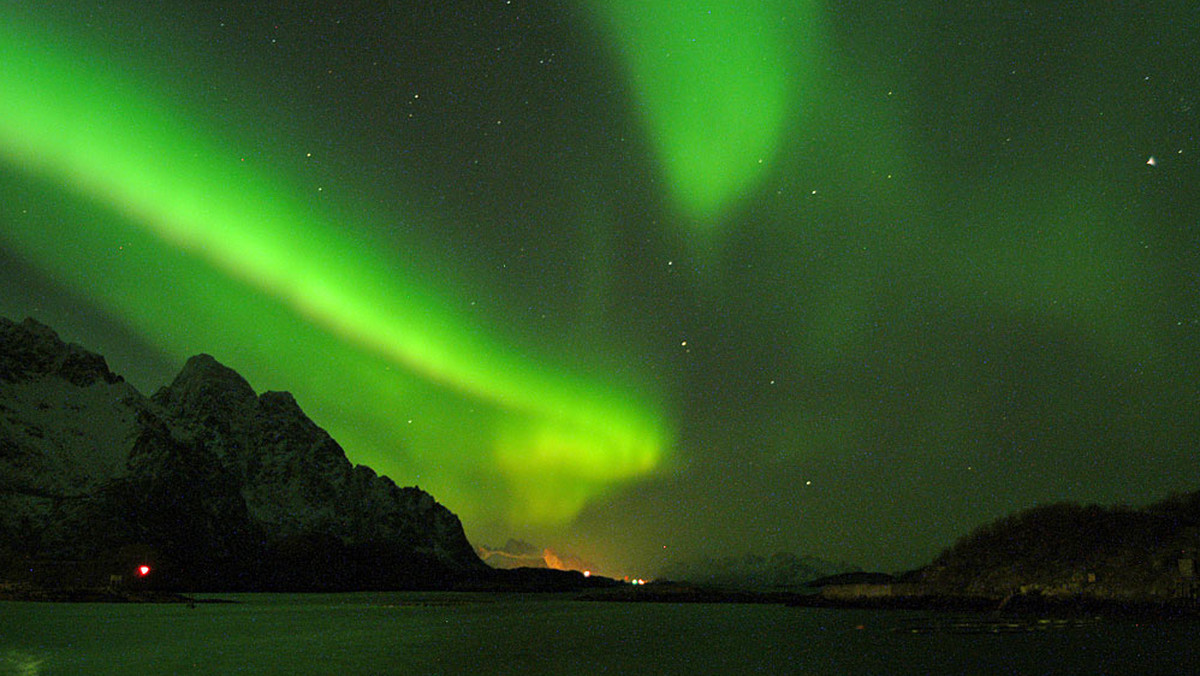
1;593;1196;675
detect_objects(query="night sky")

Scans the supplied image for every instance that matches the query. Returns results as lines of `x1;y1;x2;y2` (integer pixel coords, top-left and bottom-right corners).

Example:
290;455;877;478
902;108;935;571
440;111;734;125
2;1;1198;577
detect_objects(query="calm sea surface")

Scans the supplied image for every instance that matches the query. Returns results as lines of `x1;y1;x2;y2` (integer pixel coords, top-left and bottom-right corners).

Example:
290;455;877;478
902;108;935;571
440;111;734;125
1;593;1197;675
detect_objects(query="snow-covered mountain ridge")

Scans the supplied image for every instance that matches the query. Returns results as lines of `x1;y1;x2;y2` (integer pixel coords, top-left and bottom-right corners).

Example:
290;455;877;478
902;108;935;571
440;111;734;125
0;316;483;590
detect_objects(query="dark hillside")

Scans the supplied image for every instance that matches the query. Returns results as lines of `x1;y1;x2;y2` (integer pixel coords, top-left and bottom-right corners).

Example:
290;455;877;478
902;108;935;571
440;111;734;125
920;493;1200;600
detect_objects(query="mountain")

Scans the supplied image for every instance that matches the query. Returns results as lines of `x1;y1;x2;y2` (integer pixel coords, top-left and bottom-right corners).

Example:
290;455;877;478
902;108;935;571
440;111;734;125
477;539;549;570
916;494;1200;601
476;539;599;577
0;316;485;591
656;552;854;591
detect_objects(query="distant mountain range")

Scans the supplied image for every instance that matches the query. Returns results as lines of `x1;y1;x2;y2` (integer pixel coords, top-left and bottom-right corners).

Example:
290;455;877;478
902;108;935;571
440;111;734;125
655;552;854;591
10;315;1193;604
0;316;487;591
476;539;600;576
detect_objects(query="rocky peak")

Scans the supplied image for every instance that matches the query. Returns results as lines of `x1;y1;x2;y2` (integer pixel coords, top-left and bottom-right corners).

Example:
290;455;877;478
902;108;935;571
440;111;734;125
153;353;257;419
1;319;487;588
8;316;59;343
0;317;122;386
257;390;305;418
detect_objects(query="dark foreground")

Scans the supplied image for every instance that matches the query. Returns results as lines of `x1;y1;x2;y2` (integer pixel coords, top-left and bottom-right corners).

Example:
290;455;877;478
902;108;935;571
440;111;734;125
4;591;1199;675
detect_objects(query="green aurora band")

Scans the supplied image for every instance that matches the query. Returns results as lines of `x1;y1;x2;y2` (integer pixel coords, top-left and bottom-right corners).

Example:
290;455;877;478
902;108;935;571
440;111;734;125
2;2;1196;576
582;0;823;229
0;16;669;527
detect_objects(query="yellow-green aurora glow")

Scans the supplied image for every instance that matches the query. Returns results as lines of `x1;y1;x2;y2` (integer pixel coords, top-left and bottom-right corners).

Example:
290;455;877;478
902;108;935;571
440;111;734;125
0;16;667;529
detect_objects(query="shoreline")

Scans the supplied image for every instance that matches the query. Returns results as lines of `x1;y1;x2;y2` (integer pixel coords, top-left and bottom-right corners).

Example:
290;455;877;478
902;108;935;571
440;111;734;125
4;583;1198;620
0;587;233;604
581;583;1200;619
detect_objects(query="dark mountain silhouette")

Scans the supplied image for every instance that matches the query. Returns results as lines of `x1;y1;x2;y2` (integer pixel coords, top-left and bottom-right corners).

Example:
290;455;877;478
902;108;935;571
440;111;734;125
0;316;488;591
916;494;1200;601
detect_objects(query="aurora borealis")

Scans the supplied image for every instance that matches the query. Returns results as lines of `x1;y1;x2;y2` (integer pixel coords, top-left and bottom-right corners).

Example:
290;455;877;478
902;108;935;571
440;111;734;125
582;0;822;227
2;1;1198;576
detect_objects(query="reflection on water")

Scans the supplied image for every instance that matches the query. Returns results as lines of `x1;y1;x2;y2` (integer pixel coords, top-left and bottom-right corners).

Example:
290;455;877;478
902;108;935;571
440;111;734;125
896;614;1104;635
0;593;1197;675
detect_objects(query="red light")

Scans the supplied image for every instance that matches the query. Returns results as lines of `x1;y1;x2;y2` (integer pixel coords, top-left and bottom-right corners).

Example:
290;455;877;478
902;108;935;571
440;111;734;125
138;565;151;577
